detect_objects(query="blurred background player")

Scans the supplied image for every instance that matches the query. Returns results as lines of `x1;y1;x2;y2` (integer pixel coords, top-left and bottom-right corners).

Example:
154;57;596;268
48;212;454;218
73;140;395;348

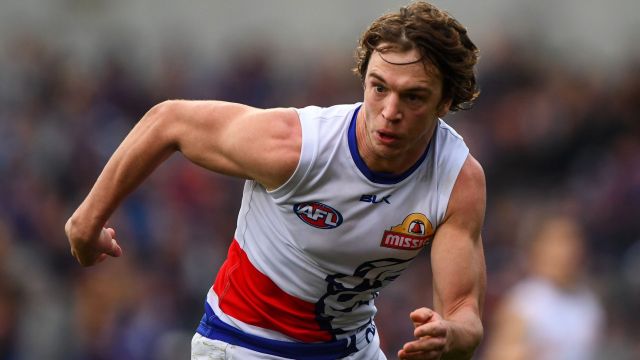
482;214;605;360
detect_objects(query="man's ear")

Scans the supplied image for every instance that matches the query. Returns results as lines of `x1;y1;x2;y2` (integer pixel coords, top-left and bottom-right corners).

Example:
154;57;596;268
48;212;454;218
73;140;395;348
437;98;452;117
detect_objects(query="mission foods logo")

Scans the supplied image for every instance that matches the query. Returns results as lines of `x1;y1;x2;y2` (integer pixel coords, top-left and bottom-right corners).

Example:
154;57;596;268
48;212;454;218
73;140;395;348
381;213;434;250
294;202;343;229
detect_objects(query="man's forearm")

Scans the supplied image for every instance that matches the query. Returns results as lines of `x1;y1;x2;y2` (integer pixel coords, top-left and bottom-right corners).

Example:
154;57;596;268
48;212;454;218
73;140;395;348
68;102;177;238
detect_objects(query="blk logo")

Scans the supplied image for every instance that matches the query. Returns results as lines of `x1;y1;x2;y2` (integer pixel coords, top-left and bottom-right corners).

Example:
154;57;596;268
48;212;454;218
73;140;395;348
360;194;391;204
294;202;343;229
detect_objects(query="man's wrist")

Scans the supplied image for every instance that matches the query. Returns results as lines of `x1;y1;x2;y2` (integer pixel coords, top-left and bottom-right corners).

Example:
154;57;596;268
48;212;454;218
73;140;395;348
441;318;483;360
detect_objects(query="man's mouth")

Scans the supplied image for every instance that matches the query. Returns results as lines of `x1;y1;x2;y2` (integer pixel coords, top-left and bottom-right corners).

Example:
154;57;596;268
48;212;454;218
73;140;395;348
376;130;399;145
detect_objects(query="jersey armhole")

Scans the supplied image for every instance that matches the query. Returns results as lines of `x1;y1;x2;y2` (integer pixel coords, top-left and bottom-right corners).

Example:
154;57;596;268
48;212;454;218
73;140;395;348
267;107;319;201
435;121;470;225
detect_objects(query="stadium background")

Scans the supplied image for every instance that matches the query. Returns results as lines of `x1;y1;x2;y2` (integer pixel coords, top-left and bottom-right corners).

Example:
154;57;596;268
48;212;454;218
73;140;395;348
0;0;639;358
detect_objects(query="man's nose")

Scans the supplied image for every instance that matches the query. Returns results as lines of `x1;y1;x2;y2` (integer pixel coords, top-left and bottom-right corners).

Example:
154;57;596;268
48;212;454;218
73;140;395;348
381;93;402;121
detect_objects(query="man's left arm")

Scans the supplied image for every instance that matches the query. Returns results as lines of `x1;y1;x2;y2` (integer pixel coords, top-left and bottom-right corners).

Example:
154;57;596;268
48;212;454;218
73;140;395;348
399;155;486;360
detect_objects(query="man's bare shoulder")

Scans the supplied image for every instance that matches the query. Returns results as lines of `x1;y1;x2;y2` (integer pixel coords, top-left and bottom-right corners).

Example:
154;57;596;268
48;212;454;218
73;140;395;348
459;155;485;192
443;154;486;226
240;106;302;189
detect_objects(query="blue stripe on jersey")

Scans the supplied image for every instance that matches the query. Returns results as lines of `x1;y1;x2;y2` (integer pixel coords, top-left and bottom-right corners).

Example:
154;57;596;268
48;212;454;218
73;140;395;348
197;302;357;360
347;105;432;184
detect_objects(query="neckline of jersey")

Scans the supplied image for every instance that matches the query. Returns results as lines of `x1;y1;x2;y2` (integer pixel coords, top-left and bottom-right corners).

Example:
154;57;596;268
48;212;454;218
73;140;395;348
347;105;432;185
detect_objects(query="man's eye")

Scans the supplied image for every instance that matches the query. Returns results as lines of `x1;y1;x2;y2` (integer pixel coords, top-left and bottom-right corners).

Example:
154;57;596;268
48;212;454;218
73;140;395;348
405;94;423;103
374;85;386;93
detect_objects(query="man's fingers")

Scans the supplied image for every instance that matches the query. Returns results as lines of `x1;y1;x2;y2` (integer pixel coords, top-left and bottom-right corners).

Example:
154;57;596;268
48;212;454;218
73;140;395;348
95;253;109;264
99;227;122;257
401;309;447;358
398;348;441;360
397;349;422;360
410;307;434;327
414;321;447;338
402;336;446;353
106;239;123;257
68;226;122;267
398;348;443;359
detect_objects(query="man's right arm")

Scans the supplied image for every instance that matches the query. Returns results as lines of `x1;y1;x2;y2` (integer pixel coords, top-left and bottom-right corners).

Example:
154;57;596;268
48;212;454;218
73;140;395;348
65;100;301;266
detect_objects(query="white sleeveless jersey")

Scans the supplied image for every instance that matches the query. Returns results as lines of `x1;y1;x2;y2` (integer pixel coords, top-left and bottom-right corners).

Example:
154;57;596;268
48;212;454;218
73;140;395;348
200;103;469;357
507;277;604;360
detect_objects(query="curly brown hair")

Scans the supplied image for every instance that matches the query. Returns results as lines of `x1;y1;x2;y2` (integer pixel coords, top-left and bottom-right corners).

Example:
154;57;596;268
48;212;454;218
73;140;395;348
354;1;480;111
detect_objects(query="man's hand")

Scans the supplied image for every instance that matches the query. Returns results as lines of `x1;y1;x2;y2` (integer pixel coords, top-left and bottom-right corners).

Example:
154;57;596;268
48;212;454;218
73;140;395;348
66;219;122;266
398;307;449;360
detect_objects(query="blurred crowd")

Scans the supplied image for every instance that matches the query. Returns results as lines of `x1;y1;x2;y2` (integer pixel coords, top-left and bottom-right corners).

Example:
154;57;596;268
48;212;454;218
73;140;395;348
0;33;639;360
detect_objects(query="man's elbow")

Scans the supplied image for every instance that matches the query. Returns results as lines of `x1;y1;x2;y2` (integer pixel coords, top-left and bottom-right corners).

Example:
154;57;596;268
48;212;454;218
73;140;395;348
144;100;181;125
140;100;184;149
145;100;186;117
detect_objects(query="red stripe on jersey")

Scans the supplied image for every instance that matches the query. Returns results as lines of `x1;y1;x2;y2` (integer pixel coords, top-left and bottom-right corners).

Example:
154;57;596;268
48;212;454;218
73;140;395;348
213;239;332;342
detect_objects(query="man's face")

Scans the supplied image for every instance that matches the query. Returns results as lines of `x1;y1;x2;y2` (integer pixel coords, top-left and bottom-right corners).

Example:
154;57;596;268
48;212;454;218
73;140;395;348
358;46;450;173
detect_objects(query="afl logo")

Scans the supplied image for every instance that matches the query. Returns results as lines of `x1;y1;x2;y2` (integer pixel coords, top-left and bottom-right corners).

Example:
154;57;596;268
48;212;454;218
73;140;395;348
294;202;343;229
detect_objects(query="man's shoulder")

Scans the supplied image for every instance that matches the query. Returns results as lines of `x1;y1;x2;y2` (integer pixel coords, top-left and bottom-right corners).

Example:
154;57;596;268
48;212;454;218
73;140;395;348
436;118;465;142
295;103;361;120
